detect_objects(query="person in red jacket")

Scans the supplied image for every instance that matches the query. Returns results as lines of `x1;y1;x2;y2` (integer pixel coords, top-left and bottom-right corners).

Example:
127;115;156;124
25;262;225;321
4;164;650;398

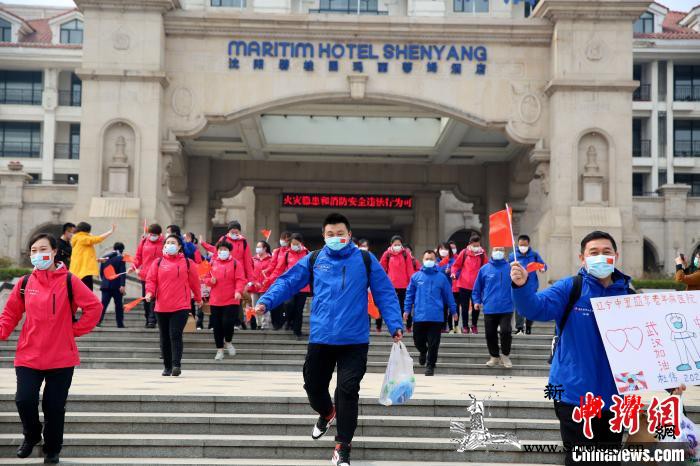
249;240;273;329
130;223;163;328
450;234;487;334
201;221;254;281
380;235;416;332
0;233;101;464
271;233;310;340
265;231;291;329
204;241;246;360
145;234;202;377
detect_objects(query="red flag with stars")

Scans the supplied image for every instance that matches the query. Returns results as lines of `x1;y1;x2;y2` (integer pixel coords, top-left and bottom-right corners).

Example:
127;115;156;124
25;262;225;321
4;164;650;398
489;207;513;248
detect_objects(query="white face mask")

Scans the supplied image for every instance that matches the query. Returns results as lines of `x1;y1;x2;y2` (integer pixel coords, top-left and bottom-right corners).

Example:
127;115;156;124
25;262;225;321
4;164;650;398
163;243;178;256
255;247;263;255
519;246;529;254
359;246;369;251
149;234;159;242
392;245;402;253
439;249;449;257
470;245;483;253
291;244;301;252
280;240;288;248
492;250;505;261
451;247;457;254
228;233;240;240
218;249;230;260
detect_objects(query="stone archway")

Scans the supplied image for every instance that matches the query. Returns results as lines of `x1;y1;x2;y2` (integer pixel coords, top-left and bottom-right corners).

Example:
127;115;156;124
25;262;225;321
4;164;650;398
643;238;661;275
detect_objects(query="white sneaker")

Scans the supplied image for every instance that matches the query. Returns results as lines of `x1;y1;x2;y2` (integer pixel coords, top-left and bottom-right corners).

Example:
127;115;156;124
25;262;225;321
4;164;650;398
214;349;224;361
225;343;236;356
485;356;500;367
500;355;513;368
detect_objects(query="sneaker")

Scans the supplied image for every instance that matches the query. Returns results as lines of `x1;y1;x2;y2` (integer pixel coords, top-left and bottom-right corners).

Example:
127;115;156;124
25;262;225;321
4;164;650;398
471;325;478;334
215;349;224;361
312;407;336;440
406;327;412;334
425;365;435;376
501;355;513;368
162;368;172;376
196;327;203;331
485;356;500;367
146;323;156;329
43;453;59;464
225;342;236;356
332;443;351;466
525;328;532;335
172;367;181;377
418;352;427;366
513;329;524;335
16;437;40;458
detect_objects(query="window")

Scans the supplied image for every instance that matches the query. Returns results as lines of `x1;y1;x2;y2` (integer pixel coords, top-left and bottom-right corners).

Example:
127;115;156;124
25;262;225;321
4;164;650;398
0;70;43;105
0;17;10;42
674;65;700;101
60;19;83;44
53;173;79;185
524;0;538;17
315;0;381;13
69;124;80;159
211;0;246;6
454;0;488;13
676;174;700;197
0;122;41;158
674;120;700;157
633;12;653;34
633;173;646;196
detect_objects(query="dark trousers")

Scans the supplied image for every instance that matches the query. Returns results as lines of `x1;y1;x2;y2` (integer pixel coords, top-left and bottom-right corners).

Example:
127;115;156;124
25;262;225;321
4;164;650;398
271;305;285;330
554;401;623;466
81;275;93;291
515;311;533;331
303;343;368;444
141;281;156;326
484;312;513;357
156;310;189;370
100;289;124;327
395;289;409;328
285;292;308;337
458;288;477;327
413;321;443;367
210;304;236;348
15;366;74;456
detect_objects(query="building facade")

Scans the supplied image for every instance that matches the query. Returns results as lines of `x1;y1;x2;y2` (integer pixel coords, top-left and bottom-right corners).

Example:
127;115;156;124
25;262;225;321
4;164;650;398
0;0;697;280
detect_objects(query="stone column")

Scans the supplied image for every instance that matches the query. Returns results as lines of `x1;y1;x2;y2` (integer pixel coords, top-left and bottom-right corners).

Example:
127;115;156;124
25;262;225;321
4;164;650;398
183;157;211;235
659;184;689;274
666;60;674;184
41;68;58;182
650;60;659;191
0;167;31;263
411;191;440;253
254;188;281;244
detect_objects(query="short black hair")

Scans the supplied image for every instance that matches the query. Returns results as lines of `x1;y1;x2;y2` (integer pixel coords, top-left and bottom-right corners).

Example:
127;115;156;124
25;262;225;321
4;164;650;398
227;221;242;232
148;224;162;235
258;241;272;254
165;234;183;248
216;240;233;251
390;235;403;244
322;213;351;232
29;232;57;250
166;225;181;237
580;230;617;253
76;222;91;233
291;233;304;243
423;249;437;257
113;242;125;252
280;230;291;240
405;244;413;252
469;235;481;244
187;232;198;244
62;222;76;233
518;234;530;243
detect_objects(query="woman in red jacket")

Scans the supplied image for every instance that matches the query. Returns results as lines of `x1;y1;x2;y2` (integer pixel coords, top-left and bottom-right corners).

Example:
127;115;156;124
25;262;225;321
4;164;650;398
0;233;101;464
130;223;163;328
379;235;416;331
271;233;309;340
145;234;202;377
450;234;487;334
204;241;246;360
249;240;273;329
265;231;291;329
200;221;254;281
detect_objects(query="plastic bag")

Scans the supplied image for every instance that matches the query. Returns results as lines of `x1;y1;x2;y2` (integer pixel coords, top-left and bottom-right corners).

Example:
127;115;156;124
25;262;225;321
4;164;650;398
379;341;415;406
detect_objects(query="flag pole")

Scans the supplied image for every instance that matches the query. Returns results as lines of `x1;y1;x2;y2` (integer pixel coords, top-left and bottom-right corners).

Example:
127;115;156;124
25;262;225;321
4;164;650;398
505;203;517;257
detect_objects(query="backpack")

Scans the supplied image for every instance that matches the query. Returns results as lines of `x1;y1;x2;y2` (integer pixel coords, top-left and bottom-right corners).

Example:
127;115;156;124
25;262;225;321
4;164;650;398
308;249;372;297
20;273;75;314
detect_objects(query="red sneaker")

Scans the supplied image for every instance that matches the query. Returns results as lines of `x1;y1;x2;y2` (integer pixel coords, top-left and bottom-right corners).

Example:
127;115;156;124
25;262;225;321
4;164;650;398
471;325;478;334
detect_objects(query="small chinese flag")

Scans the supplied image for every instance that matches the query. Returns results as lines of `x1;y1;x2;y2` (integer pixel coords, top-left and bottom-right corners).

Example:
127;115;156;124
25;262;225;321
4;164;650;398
124;297;145;313
245;307;256;323
143;218;148;234
122;253;135;263
103;265;120;281
197;260;211;278
606;257;615;265
526;262;546;273
489;208;514;248
261;229;272;241
367;292;380;319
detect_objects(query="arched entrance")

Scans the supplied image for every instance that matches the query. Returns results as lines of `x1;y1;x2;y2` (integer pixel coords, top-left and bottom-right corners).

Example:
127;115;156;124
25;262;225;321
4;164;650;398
643;238;661;275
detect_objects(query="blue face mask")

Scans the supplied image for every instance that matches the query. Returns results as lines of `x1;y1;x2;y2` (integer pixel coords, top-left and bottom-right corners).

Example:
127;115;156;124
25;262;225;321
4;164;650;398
673;321;684;330
695;257;700;268
585;255;615;279
163;244;178;256
31;252;53;270
325;236;349;251
423;260;436;268
492;251;505;261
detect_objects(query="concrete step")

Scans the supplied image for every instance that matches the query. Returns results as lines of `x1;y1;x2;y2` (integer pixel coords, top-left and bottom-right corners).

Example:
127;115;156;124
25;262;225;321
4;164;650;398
0;459;549;466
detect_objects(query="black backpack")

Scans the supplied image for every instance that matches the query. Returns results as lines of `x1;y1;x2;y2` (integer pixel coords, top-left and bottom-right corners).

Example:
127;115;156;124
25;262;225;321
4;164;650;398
308;249;372;296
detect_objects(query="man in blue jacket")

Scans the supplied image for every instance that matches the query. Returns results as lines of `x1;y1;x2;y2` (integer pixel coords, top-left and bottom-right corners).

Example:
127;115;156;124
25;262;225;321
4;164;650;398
404;250;456;376
473;246;514;368
508;234;547;335
98;242;126;328
255;213;403;466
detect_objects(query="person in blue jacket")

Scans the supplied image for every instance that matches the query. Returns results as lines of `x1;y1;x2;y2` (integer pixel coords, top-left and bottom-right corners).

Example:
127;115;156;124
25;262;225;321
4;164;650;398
508;234;547;335
510;231;686;465
98;242;126;328
472;246;514;369
255;213;403;466
404;250;456;376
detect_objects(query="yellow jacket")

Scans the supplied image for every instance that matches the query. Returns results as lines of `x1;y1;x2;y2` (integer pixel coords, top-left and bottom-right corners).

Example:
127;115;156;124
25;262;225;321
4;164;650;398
69;231;106;279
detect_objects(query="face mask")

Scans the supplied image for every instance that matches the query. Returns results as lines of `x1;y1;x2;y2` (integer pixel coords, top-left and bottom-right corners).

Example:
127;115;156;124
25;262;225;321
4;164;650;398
423;260;436;268
149;234;159;242
255;247;263;255
218;250;230;260
439;249;449;257
451;247;457;254
694;257;699;268
280;240;288;248
325;236;350;252
518;246;529;254
585;255;615;279
163;244;178;256
492;251;505;261
673;321;683;330
392;245;403;253
31;252;53;270
291;244;302;252
228;233;240;240
470;245;483;253
359;246;369;251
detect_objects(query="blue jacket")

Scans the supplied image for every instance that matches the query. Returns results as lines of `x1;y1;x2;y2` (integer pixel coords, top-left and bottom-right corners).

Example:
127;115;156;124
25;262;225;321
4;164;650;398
511;268;632;409
404;266;456;323
472;259;513;314
508;248;547;292
99;251;126;291
258;244;403;345
182;239;197;261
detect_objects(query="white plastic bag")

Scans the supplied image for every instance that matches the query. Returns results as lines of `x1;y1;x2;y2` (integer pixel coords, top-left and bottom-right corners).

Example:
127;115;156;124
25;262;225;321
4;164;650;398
379;341;415;406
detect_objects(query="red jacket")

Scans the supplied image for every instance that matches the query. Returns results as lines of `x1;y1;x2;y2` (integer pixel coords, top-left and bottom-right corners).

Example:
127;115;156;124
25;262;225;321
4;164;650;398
146;254;202;312
202;235;254;281
272;247;310;293
0;266;101;370
204;257;246;306
265;246;288;279
249;254;273;293
380;248;416;289
134;235;164;281
451;248;487;290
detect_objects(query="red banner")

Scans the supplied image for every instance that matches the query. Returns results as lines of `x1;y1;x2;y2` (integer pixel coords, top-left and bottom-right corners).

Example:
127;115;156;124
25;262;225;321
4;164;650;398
282;193;413;210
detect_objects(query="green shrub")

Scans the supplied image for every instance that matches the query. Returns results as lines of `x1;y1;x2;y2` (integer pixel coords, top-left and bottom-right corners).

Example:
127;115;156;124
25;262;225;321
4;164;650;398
0;257;13;268
0;268;32;281
632;279;687;291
